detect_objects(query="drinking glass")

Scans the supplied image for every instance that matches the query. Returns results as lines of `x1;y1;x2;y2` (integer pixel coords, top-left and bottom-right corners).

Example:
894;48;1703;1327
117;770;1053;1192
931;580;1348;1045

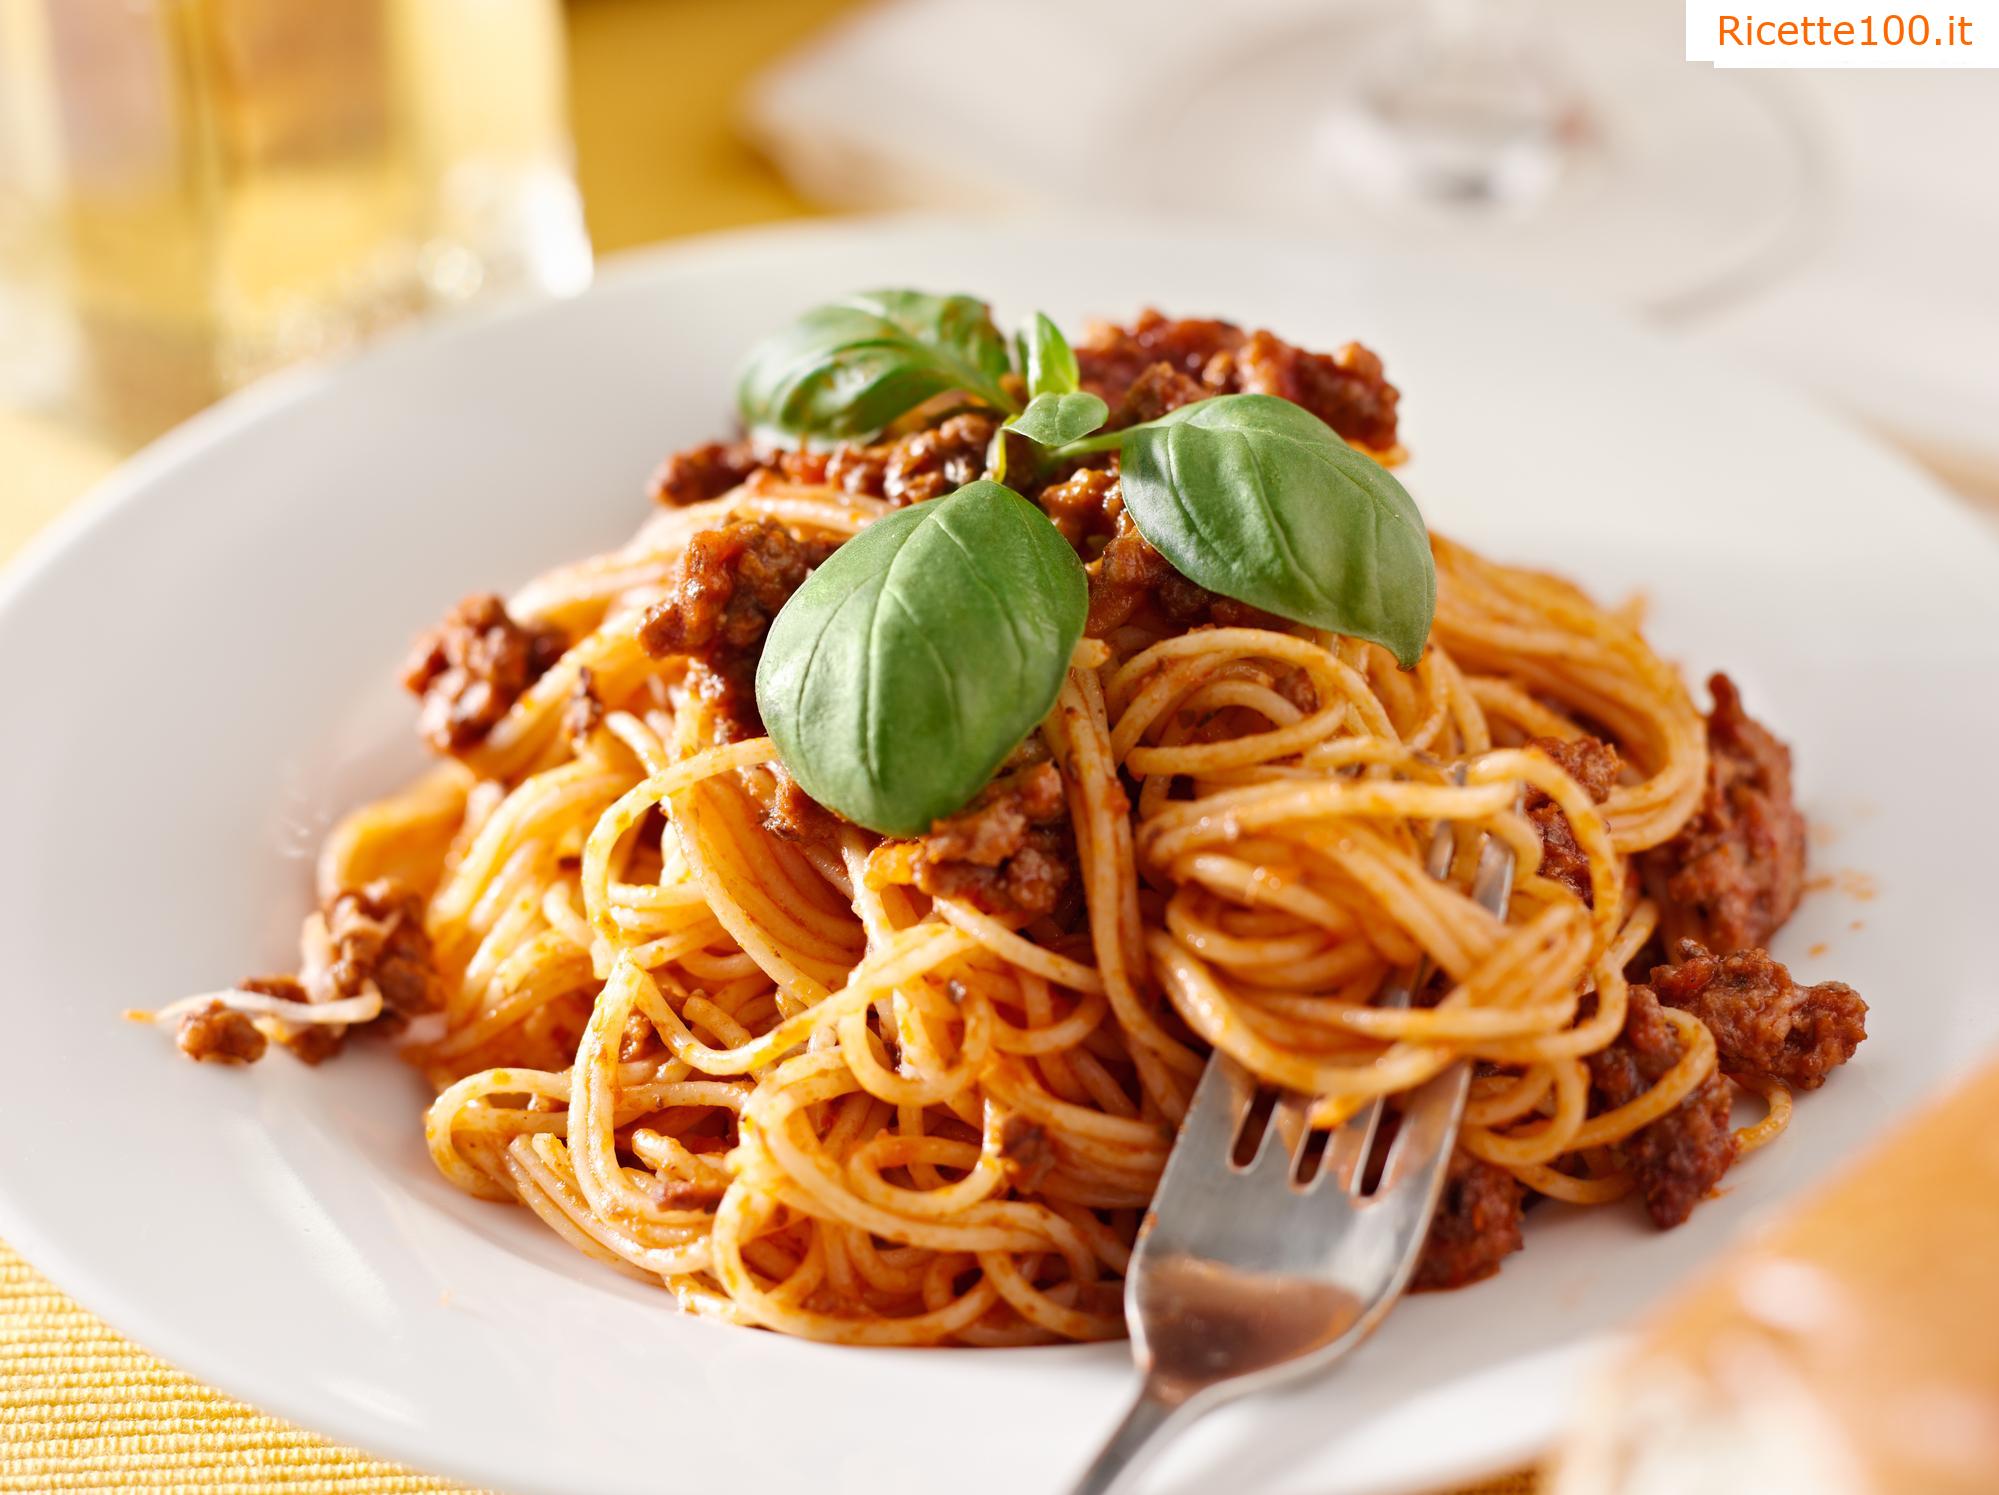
1129;0;1821;319
0;0;592;447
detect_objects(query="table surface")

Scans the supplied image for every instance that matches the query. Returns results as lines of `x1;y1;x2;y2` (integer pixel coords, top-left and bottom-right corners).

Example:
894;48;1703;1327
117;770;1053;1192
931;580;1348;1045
10;1;1965;1490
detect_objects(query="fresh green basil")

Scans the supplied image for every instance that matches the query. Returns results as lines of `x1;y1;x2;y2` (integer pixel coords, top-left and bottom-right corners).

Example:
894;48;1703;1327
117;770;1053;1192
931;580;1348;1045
737;291;1018;444
1116;394;1435;667
1008;391;1108;449
1021;311;1081;397
755;480;1087;835
993;316;1105;482
737;289;1437;821
992;389;1108;483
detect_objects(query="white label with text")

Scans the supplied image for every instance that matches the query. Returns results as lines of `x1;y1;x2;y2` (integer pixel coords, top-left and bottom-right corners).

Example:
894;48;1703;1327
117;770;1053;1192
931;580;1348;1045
1687;2;1997;64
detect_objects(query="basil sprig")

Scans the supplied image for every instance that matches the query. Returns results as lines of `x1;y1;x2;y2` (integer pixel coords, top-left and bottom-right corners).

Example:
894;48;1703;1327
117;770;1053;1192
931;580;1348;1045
1112;395;1434;668
1008;391;1110;448
755;480;1087;836
741;291;1437;830
993;313;1107;482
1020;311;1080;397
738;290;1018;444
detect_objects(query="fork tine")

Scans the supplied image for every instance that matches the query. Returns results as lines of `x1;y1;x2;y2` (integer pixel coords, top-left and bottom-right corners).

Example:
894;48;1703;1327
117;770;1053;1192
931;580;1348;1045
1380;814;1519;1195
1312;810;1461;1194
1270;1092;1315;1180
1327;787;1511;1199
1470;819;1516;913
1135;1053;1260;1252
1377;1063;1461;1192
1318;1095;1385;1195
1170;1051;1258;1167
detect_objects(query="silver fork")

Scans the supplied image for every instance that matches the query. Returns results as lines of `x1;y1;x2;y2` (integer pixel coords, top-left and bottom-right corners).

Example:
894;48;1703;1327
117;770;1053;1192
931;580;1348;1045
1069;821;1516;1495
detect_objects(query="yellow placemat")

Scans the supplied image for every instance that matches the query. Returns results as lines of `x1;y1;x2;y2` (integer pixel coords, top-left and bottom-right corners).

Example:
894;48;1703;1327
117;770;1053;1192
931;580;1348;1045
0;1243;474;1493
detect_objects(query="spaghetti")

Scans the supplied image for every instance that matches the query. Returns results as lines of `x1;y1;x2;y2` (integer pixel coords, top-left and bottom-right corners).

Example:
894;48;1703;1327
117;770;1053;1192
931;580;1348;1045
141;308;1864;1346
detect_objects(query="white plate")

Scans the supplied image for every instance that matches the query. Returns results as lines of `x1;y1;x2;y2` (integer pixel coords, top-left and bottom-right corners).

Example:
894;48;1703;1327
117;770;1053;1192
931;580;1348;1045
2;218;1996;1495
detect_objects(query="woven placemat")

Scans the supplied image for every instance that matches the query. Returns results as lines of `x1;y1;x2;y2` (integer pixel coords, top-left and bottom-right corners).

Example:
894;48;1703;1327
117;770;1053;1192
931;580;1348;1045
0;1241;475;1493
2;1236;1536;1493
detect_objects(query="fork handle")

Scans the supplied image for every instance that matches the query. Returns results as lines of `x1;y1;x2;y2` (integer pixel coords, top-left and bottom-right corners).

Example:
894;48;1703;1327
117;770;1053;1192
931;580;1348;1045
1067;1382;1198;1495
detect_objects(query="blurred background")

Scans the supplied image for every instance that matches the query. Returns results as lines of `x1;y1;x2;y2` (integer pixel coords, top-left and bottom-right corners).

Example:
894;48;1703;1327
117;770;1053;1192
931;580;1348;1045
2;0;1995;565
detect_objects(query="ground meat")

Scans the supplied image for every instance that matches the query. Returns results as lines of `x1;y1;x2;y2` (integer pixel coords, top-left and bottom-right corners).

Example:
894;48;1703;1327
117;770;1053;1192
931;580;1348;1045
1077;311;1244;397
239;974;306;1005
638;519;823;659
651;441;852;505
619;1008;664;1063
563;665;603;750
402;593;567;754
761;764;842;847
1083;504;1168;635
998;1113;1057;1192
636;519;836;740
1034;465;1122;549
913;761;1076;919
1104;362;1212;429
1230;332;1400;452
187;955;397;1069
810;438;882;503
1525;734;1622;906
793;412;995;505
1648;941;1866;1091
323;879;437;1026
649;440;762;506
238;974;343;1065
1642;674;1807;956
1075;309;1401;450
176;1000;266;1064
1535;733;1623;802
1411;1150;1525;1291
1275;670;1320;715
875;412;996;505
1084;505;1282;638
652;415;995;511
653;1176;728;1211
1587;986;1737;1228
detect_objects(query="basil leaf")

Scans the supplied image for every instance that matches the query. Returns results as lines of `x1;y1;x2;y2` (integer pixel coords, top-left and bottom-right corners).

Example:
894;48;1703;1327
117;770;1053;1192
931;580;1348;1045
1022;311;1080;397
1118;394;1435;667
737;290;1017;444
756;480;1087;835
1007;391;1108;449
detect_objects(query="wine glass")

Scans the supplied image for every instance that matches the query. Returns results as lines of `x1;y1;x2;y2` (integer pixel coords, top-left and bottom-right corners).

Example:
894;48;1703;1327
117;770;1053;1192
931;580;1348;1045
1130;0;1823;319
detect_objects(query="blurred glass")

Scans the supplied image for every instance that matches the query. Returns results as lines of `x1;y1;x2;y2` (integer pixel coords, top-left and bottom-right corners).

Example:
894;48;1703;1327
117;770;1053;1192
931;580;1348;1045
0;0;591;449
1319;0;1578;213
1133;0;1819;319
